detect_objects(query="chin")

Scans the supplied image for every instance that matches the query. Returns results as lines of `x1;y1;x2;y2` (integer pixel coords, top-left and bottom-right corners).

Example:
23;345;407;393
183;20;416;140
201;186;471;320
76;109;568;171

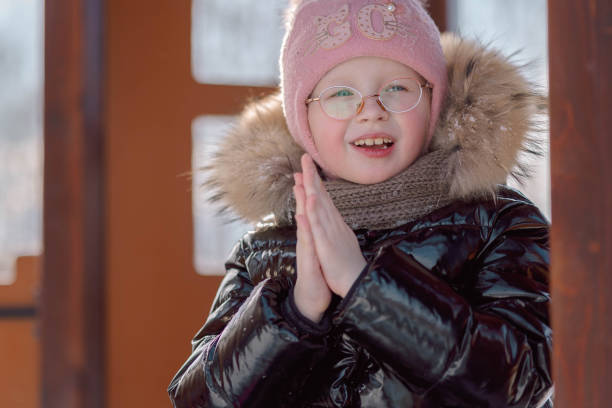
346;170;396;185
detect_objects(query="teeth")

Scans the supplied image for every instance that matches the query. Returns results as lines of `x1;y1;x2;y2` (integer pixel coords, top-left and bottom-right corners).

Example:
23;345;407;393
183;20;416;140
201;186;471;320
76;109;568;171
354;137;393;146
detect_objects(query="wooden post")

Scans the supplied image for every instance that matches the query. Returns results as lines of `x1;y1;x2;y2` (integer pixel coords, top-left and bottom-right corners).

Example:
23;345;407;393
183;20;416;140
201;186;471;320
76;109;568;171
41;0;105;406
428;0;447;33
548;0;612;407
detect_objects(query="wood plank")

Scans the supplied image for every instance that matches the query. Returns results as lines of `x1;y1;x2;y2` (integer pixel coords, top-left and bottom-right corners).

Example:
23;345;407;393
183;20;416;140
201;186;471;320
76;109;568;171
0;256;40;306
428;0;447;33
548;0;612;406
0;321;40;407
106;1;227;407
42;0;105;406
0;256;40;408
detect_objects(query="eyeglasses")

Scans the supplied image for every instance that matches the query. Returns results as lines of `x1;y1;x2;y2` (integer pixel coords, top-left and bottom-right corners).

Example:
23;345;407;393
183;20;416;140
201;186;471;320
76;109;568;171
305;77;432;120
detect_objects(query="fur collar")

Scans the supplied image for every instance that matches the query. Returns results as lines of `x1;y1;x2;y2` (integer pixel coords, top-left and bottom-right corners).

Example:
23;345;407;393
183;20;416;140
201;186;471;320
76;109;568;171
202;33;547;225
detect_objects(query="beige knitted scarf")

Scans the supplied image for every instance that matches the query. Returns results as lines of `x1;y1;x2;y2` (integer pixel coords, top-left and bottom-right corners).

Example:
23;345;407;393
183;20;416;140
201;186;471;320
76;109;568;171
286;148;454;230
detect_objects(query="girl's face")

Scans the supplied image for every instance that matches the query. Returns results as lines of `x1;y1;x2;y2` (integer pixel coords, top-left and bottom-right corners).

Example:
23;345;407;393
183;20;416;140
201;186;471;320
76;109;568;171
307;56;431;184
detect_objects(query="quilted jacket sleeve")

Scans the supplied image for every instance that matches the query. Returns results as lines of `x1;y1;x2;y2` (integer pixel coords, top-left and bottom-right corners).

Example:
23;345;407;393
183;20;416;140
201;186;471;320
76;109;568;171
333;199;553;407
167;235;329;407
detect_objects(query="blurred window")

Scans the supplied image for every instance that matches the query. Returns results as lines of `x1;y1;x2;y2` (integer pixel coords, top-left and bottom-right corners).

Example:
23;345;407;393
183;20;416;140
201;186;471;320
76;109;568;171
192;116;252;275
0;0;44;284
191;0;289;86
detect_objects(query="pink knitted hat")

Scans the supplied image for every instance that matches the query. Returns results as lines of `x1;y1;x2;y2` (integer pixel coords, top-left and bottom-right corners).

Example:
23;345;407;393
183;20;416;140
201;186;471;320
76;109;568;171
280;0;447;164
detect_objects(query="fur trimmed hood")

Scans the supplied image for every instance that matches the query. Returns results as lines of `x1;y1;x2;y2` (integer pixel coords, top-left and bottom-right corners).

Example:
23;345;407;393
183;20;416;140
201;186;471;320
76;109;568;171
202;33;547;225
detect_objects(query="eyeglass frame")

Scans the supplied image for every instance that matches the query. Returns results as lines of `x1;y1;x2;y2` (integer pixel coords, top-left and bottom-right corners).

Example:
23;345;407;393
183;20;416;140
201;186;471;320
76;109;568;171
305;77;433;120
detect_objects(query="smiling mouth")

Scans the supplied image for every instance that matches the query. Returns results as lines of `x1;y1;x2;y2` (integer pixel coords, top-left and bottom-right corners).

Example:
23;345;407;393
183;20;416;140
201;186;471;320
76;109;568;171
351;137;395;149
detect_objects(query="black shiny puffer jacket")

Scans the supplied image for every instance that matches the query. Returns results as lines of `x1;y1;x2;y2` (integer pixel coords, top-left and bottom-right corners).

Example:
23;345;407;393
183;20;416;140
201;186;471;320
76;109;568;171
168;186;552;407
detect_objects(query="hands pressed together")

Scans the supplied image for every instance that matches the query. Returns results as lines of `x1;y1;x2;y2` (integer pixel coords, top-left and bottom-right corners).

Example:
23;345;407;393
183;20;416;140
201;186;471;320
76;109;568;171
292;153;367;323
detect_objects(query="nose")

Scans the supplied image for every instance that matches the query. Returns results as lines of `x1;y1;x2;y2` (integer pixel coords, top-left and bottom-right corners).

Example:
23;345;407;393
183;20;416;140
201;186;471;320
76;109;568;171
356;95;389;122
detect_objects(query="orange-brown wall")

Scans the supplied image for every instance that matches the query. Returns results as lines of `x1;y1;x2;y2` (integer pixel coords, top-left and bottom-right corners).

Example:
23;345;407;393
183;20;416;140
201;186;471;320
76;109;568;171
0;257;40;407
106;1;222;406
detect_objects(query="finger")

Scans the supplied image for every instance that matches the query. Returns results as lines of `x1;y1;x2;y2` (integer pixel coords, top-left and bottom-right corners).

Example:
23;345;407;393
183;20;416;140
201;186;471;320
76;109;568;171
296;214;320;267
305;193;327;242
305;187;346;255
320;185;343;227
300;154;332;209
296;191;317;247
298;158;336;231
310;158;323;191
296;213;314;240
304;170;337;226
297;183;333;239
293;184;306;216
297;214;319;262
300;155;343;232
312;174;336;221
293;172;304;187
301;154;318;197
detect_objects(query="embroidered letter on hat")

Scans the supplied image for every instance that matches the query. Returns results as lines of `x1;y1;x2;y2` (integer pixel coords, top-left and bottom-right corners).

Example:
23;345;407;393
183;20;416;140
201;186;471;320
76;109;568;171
357;3;397;40
311;4;351;53
306;2;416;55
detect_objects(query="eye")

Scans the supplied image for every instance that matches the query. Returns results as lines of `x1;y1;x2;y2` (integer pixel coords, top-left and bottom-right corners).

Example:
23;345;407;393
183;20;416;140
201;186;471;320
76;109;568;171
385;84;407;92
331;88;354;97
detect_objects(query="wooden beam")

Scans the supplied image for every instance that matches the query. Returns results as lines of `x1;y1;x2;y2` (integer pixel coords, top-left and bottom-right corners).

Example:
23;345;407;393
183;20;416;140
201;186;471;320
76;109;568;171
42;0;105;406
187;83;276;117
548;0;612;407
428;0;447;33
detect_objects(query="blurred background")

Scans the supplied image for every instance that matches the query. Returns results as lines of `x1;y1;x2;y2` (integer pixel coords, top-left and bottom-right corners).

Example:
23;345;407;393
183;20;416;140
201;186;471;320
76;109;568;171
0;1;550;407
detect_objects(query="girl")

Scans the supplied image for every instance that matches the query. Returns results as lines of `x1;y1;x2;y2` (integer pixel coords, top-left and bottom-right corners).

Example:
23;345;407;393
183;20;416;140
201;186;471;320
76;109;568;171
169;0;553;406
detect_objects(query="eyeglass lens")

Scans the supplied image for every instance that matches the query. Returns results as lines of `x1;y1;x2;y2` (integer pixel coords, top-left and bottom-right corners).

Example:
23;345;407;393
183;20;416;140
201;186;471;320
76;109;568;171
319;78;422;120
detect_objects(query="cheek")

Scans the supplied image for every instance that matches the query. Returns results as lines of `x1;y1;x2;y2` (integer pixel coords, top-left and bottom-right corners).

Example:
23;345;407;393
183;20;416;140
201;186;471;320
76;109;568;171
395;108;430;151
308;107;347;150
415;96;431;132
398;109;429;135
